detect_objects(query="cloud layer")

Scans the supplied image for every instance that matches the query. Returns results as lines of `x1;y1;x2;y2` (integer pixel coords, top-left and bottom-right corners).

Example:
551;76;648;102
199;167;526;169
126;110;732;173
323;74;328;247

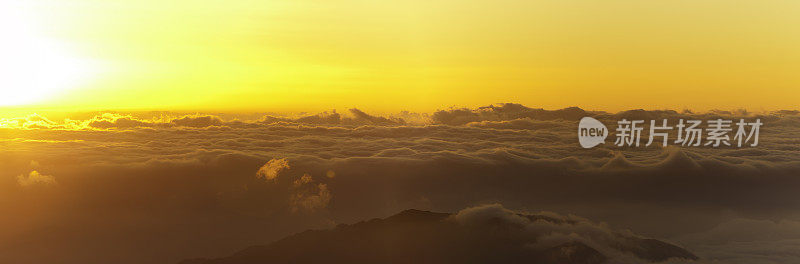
0;103;799;264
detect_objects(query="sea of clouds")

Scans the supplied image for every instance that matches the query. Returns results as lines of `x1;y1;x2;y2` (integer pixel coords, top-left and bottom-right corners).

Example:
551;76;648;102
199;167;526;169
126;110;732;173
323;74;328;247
1;103;799;264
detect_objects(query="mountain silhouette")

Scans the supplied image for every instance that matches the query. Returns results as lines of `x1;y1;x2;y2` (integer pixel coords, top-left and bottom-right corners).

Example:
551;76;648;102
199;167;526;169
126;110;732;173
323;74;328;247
180;209;697;264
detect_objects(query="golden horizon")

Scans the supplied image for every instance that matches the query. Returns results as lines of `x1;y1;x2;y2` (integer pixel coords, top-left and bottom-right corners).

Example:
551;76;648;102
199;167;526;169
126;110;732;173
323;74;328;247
1;0;798;112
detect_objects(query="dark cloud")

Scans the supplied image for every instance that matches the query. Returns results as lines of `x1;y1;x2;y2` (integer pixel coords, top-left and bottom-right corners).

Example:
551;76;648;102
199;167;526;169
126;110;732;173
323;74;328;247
431;103;588;125
169;115;225;128
258;108;404;126
347;108;405;125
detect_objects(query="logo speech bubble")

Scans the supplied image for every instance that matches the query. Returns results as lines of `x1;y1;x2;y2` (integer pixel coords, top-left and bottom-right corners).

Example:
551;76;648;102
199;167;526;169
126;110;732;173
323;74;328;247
578;117;607;148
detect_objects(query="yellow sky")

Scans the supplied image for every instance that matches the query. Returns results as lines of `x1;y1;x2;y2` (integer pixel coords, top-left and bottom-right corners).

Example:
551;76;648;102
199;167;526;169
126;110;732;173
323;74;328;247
1;0;799;113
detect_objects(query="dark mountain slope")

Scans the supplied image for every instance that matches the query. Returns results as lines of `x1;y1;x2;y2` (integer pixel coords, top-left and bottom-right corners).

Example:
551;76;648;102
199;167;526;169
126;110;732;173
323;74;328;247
181;208;697;264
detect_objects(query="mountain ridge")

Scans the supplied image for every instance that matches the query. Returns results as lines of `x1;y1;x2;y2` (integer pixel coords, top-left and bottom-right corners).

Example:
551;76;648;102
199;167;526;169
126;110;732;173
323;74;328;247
180;208;697;264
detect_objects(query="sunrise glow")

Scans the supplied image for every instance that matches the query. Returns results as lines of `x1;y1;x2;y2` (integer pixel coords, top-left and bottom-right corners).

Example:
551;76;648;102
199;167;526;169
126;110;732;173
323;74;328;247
0;2;98;106
1;0;798;111
2;1;800;264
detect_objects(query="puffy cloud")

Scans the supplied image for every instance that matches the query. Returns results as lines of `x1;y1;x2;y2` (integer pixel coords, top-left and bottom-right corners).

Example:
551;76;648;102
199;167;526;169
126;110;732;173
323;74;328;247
3;113;234;130
453;203;528;226
87;113;154;129
254;160;332;213
256;158;290;180
0;114;59;129
293;174;313;187
291;183;331;213
17;170;56;187
451;204;698;263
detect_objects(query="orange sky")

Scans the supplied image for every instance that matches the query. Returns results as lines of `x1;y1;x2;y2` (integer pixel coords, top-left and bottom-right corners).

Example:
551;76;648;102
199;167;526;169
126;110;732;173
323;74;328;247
1;0;799;113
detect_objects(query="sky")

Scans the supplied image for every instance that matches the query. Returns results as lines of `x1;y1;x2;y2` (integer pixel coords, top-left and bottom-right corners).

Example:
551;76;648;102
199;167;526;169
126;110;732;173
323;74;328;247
2;2;800;262
1;0;799;112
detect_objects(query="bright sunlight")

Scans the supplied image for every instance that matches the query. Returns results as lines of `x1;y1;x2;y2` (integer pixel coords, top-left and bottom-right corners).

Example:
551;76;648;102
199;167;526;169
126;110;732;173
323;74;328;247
0;2;96;106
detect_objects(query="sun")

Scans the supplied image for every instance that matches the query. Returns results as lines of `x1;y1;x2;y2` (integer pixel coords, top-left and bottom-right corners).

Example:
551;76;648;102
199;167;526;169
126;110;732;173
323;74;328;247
0;2;96;107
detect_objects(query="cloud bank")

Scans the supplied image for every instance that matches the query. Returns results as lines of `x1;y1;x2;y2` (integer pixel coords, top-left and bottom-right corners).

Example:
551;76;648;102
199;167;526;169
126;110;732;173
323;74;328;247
0;103;798;264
